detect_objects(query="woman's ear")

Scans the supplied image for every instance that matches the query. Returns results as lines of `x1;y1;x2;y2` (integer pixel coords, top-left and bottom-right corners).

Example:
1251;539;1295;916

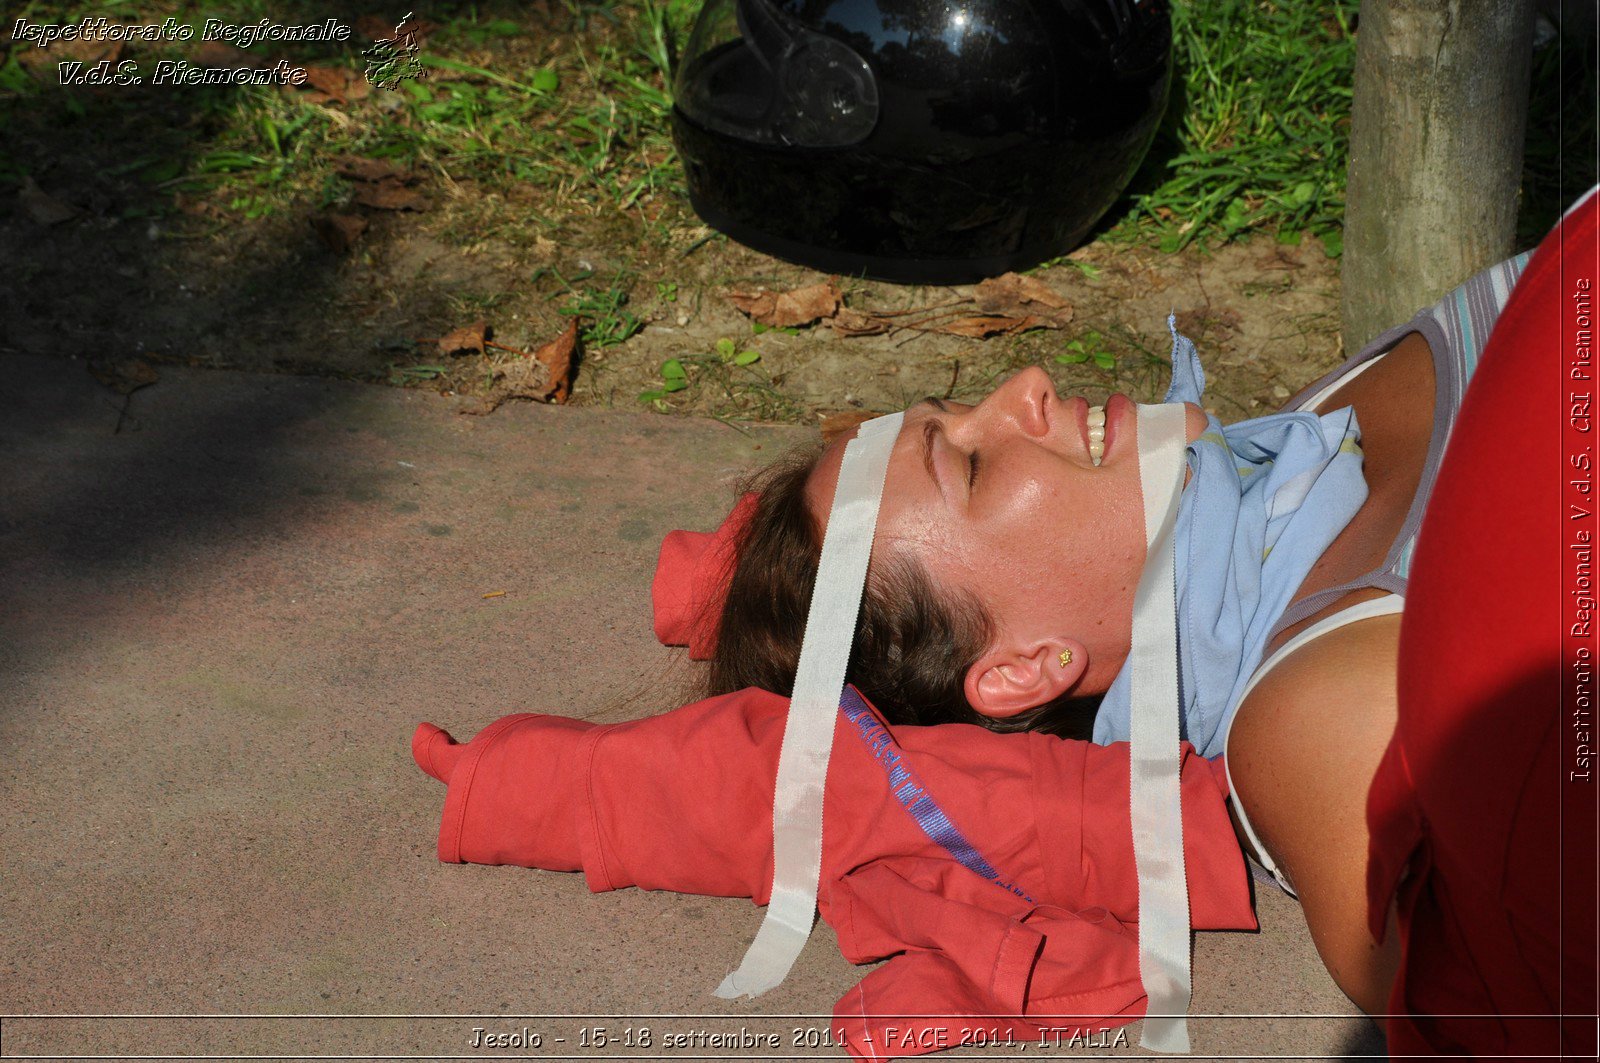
963;638;1085;719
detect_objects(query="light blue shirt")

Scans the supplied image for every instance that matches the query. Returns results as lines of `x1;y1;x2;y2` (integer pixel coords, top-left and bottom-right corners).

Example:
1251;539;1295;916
1092;319;1368;757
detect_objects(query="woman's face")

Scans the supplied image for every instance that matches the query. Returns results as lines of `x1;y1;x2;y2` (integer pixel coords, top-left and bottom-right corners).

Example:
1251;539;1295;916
806;367;1206;710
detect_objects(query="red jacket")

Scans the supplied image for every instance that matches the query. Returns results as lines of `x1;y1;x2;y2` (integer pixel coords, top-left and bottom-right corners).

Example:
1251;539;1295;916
1363;188;1600;1056
414;684;1255;1059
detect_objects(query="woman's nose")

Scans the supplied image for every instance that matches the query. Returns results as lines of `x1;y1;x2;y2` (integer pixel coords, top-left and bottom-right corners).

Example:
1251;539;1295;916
986;366;1054;438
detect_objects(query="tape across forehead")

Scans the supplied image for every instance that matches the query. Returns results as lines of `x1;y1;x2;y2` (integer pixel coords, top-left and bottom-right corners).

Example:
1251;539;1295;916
716;410;905;1000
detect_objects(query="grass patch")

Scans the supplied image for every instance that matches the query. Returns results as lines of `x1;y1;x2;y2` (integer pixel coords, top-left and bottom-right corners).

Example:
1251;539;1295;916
4;0;1589;253
1102;0;1595;256
538;266;645;349
1100;0;1358;255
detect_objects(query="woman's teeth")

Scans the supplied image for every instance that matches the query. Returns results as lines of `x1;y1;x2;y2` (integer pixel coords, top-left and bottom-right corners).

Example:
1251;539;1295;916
1087;405;1106;466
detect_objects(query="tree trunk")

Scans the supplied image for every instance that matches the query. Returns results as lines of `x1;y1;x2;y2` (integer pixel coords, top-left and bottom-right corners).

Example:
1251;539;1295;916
1342;0;1535;352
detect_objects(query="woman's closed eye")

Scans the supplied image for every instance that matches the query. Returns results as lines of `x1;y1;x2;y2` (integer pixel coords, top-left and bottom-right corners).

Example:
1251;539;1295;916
967;449;980;488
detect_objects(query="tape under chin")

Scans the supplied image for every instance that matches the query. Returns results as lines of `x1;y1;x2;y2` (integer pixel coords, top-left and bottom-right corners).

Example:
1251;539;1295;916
1128;401;1193;1053
716;411;905;1000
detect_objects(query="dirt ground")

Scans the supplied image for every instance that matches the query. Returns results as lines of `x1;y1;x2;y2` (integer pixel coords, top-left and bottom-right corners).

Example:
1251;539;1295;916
0;2;1352;431
1;155;1345;427
2;1;1588;430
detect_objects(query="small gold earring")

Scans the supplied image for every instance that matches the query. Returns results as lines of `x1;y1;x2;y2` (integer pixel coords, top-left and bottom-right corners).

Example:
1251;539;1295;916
1058;649;1073;668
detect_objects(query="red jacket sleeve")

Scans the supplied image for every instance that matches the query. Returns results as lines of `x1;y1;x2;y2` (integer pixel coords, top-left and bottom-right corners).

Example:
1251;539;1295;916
413;691;791;899
413;686;1254;932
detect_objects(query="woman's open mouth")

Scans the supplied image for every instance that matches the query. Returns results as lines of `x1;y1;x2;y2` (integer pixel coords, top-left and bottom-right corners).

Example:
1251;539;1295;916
1085;394;1133;466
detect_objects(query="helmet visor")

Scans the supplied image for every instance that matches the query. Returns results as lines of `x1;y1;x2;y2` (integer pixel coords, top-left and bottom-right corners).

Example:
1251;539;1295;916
675;0;880;148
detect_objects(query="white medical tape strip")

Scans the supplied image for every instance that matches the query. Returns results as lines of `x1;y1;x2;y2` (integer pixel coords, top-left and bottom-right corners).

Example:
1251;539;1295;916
716;410;905;999
1129;402;1193;1053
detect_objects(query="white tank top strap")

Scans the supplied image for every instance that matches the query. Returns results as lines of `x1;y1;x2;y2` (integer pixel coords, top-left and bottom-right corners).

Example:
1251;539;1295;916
1222;593;1407;896
1295;351;1387;414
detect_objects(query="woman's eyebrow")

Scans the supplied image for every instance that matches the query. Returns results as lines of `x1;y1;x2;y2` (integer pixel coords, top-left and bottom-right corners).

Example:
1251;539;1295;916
917;406;948;498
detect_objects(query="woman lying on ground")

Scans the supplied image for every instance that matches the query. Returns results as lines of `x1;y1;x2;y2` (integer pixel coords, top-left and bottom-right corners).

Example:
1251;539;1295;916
705;246;1536;1017
416;190;1594;1056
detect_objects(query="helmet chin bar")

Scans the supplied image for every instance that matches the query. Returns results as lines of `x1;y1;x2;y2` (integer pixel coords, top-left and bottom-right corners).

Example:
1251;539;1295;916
717;402;1194;1055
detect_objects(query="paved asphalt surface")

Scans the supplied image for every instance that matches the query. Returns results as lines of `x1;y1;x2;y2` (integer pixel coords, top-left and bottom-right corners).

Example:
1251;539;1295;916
1;356;1382;1059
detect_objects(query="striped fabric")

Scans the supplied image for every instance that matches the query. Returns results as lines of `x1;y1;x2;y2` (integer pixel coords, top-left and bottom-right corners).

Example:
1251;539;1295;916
1263;250;1532;644
1394;251;1534;578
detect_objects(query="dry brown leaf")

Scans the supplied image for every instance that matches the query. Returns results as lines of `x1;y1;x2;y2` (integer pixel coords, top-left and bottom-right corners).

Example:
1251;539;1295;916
531;320;579;403
18;177;82;226
87;357;158;396
929;315;1037;339
819;410;878;444
974;272;1070;309
302;66;350;102
301;65;370;103
971;272;1074;328
352;180;428;211
338;156;426;211
720;279;1067;341
728;282;843;329
478;321;580;409
311;212;368;254
1010;316;1053;335
437;320;488;357
828;307;891;337
22;37;123;67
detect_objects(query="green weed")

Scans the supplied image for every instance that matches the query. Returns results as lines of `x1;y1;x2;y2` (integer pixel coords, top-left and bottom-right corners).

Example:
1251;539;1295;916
1056;330;1117;370
639;357;689;402
1053;259;1103;280
388;363;451;386
714;337;761;366
638;338;764;405
1107;0;1357;253
545;268;644;349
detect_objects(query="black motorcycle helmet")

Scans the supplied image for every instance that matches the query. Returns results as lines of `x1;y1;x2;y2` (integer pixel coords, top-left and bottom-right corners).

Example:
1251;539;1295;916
671;0;1172;284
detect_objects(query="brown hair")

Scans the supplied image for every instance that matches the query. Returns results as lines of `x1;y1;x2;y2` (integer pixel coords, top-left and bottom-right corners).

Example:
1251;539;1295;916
706;443;1100;739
